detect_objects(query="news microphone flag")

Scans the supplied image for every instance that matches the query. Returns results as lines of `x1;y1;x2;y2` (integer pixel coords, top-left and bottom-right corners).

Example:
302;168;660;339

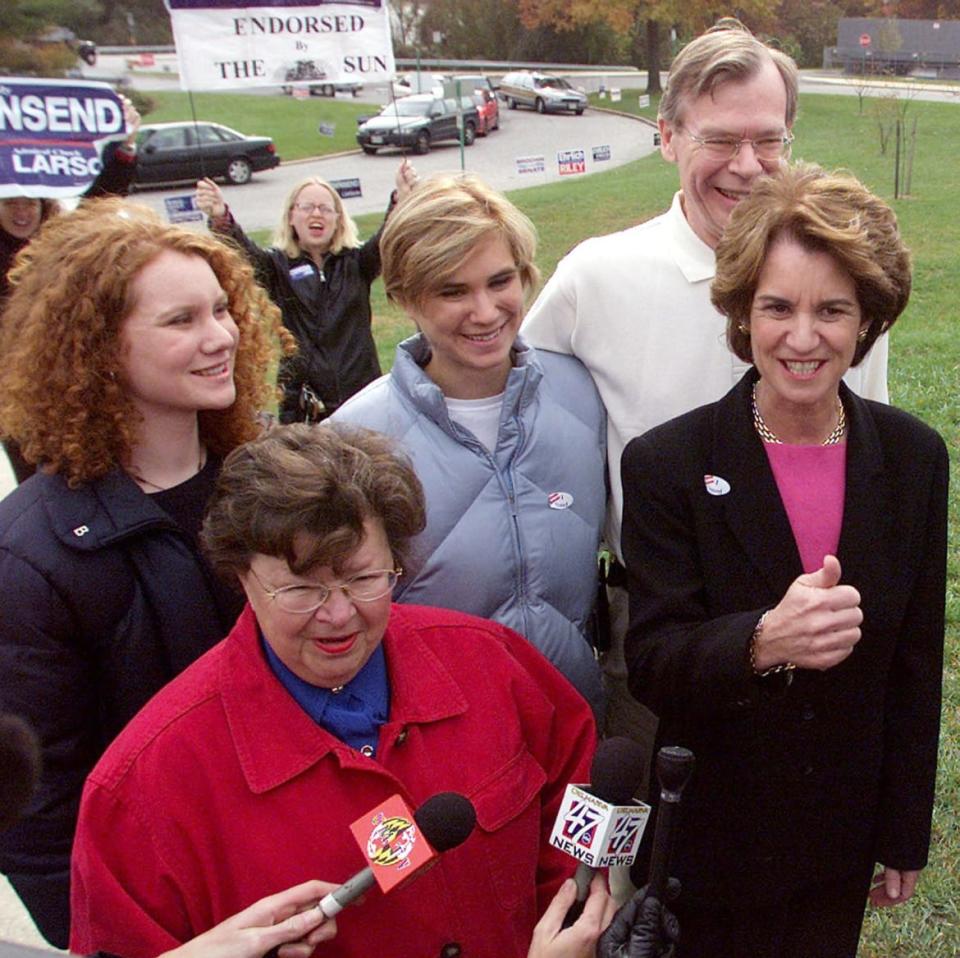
319;792;476;917
348;793;436;894
549;784;651;869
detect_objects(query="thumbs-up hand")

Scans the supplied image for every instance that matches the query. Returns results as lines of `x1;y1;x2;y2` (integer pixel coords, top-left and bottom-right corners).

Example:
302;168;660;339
751;555;862;673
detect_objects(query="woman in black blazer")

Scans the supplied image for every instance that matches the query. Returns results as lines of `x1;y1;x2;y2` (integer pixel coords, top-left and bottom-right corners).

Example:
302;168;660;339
621;164;947;958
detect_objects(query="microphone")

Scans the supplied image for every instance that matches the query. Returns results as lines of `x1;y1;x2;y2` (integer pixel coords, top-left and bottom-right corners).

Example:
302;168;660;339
646;746;694;903
0;713;42;832
548;737;651;927
318;791;476;917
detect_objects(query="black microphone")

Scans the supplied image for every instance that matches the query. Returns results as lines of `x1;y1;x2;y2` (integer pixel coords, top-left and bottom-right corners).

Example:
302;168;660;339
318;791;476;917
0;713;42;832
646;746;694;902
561;736;648;927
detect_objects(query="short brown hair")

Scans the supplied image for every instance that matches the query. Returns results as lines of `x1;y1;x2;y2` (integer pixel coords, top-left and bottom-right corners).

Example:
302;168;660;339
202;423;426;583
380;172;539;309
272;176;359;258
0;197;291;487
712;163;911;366
659;18;799;129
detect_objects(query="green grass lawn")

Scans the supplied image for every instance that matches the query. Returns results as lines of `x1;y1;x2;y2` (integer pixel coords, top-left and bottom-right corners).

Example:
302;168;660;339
261;89;960;955
141;90;378;160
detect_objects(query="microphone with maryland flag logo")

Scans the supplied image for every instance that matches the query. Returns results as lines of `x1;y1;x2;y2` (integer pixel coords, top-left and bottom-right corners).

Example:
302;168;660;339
318;792;476;917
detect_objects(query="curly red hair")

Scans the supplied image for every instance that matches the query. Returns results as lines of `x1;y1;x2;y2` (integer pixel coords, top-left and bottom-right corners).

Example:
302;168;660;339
0;197;293;487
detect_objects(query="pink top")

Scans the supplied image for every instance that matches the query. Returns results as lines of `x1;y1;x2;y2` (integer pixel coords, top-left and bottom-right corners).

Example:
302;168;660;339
763;443;847;574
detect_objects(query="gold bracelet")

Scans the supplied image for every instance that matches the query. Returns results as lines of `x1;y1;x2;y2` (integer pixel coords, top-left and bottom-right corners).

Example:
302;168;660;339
749;611;796;676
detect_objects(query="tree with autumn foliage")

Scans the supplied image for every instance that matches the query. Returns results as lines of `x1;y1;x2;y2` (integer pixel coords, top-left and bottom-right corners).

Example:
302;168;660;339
517;0;840;90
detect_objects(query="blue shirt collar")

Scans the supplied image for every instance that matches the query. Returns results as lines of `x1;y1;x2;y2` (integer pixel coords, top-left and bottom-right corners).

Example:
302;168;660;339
261;635;390;755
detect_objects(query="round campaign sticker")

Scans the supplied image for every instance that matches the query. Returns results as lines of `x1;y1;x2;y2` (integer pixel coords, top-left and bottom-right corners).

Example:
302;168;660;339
703;474;731;496
548;492;574;510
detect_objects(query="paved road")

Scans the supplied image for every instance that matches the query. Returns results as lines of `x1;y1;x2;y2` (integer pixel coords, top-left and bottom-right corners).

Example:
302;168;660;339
127;107;655;230
78;53;657;229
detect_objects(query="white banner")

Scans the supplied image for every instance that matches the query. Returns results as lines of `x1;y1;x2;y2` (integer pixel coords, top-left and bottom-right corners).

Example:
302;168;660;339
165;0;395;92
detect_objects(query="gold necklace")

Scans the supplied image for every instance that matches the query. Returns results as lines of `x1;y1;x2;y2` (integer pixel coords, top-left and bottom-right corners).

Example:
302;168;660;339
129;448;206;492
751;382;846;446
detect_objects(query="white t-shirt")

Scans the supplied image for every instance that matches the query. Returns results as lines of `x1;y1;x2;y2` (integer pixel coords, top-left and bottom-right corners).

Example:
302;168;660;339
443;392;505;453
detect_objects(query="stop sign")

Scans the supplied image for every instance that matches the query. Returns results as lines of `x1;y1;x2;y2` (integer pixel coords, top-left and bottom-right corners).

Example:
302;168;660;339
859;33;872;47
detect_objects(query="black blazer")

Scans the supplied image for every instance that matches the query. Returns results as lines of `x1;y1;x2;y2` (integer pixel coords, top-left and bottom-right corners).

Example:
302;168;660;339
621;369;947;907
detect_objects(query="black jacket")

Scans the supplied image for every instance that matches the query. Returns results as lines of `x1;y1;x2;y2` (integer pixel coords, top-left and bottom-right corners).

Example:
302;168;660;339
214;203;392;421
621;370;947;907
0;466;241;947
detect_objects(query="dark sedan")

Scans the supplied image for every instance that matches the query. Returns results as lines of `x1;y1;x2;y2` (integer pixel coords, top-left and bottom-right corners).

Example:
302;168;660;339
356;94;479;155
133;122;280;187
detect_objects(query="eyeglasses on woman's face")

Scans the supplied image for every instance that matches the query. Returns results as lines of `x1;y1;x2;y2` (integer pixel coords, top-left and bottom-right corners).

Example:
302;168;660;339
292;202;338;216
247;566;402;614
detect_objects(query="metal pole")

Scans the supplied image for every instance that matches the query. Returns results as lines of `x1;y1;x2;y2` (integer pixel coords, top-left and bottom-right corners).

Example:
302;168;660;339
187;90;206;179
894;117;901;199
456;78;465;171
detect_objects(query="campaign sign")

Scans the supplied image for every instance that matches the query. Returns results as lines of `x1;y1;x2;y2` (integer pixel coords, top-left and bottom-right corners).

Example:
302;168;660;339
330;176;361;198
592;144;611;162
549;784;651;868
165;0;395;92
349;794;436;894
0;79;125;198
164;194;204;223
516;155;545;175
557;149;586;176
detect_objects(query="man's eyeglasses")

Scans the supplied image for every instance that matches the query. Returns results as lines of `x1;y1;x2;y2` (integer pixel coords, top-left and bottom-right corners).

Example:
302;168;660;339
293;202;338;216
248;567;402;614
687;132;794;161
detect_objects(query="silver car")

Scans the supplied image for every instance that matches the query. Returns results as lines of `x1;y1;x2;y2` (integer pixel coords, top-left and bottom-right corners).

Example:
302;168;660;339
498;71;587;115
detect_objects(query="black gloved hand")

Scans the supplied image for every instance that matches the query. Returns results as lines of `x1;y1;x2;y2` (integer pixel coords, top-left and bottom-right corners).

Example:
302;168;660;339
596;879;680;958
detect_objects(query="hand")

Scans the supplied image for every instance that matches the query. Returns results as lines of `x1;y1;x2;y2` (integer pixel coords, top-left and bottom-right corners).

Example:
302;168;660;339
395;158;419;200
753;555;862;672
156;879;338;958
118;94;141;148
528;874;616;958
868;867;920;908
597;880;680;958
196;177;227;219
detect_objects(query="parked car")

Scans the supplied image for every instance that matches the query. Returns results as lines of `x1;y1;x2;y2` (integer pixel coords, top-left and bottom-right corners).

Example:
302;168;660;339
443;75;499;135
277;60;363;97
471;89;499;135
134;122;280;187
498;71;588;115
356;94;479;155
391;72;446;97
445;73;497;97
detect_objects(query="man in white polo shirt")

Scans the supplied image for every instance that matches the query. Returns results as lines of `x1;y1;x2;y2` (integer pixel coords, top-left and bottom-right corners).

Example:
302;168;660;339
522;19;887;756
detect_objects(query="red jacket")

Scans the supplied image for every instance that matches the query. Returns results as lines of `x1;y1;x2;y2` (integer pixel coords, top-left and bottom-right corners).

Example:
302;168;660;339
70;604;596;958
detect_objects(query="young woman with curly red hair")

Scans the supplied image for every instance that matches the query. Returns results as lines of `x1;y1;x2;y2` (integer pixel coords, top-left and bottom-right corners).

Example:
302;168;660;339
0;197;291;949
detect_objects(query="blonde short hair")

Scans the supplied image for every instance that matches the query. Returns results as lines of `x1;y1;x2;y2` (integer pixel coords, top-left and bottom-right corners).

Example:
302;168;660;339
379;172;539;309
712;163;911;366
272;176;360;258
660;18;799;129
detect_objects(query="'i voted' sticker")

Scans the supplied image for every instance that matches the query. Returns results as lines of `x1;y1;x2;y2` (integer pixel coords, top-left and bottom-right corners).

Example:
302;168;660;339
548;492;574;510
703;475;731;496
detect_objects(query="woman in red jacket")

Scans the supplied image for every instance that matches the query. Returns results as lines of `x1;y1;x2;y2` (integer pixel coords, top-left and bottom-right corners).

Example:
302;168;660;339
70;423;598;958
